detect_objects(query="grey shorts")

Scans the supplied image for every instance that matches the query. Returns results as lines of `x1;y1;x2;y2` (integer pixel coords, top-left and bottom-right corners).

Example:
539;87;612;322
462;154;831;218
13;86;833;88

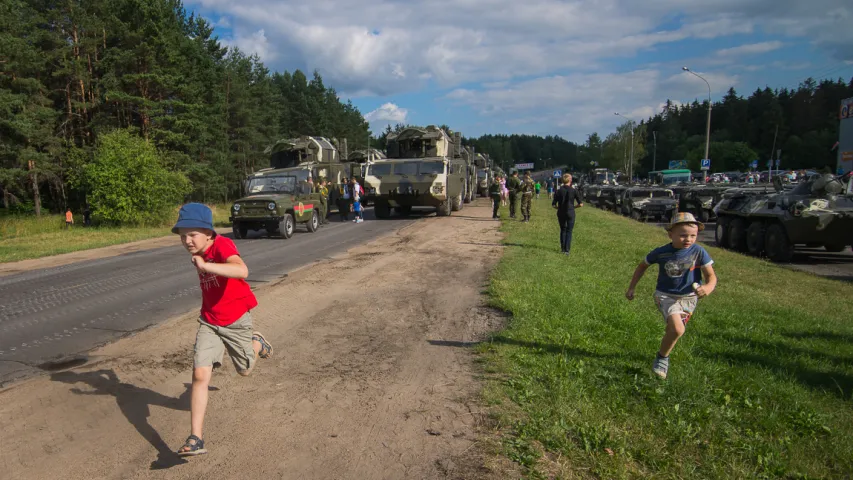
653;291;698;325
194;312;256;373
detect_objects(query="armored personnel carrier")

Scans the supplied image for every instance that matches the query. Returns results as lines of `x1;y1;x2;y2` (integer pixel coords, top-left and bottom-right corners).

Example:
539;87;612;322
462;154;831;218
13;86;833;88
364;126;466;217
713;174;853;261
620;187;678;221
230;136;352;237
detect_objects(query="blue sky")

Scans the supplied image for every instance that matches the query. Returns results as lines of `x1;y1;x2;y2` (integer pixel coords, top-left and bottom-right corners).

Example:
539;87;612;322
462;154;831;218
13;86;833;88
186;0;853;143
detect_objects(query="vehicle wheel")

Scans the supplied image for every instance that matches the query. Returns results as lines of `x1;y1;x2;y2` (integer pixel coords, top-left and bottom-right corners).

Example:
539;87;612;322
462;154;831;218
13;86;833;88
437;196;452;216
375;202;391;219
232;223;247;239
630;210;642;221
279;214;294;239
451;192;463;211
715;218;730;248
823;243;848;253
463;188;472;204
728;218;748;252
307;210;319;233
764;223;793;262
746;221;766;255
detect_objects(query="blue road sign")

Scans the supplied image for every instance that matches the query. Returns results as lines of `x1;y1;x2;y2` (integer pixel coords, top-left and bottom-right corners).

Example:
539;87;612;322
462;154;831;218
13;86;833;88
553;170;562;177
700;159;711;171
775;159;781;168
750;159;758;169
767;159;773;168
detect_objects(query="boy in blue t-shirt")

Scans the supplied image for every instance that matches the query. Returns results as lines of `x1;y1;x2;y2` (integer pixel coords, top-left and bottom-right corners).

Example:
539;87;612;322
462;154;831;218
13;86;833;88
625;212;718;379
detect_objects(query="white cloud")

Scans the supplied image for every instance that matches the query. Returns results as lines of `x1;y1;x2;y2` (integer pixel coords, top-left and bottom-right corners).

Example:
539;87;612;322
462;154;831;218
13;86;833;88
364;103;409;130
210;16;230;28
222;29;275;61
716;41;784;57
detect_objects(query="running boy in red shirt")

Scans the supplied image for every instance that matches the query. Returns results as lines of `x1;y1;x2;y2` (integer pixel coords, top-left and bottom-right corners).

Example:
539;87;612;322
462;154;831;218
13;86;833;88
172;203;273;456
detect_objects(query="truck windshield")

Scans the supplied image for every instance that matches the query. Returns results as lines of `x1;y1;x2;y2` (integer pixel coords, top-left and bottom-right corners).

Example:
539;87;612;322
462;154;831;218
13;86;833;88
394;162;419;176
367;163;393;176
651;190;672;198
419;162;445;175
247;175;296;195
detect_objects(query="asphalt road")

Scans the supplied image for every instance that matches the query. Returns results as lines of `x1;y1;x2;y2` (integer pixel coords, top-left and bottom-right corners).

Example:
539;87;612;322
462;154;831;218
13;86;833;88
690;221;853;282
0;208;420;386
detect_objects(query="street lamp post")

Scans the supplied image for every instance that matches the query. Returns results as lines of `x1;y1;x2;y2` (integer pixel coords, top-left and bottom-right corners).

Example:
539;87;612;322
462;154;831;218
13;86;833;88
683;66;711;182
615;112;634;184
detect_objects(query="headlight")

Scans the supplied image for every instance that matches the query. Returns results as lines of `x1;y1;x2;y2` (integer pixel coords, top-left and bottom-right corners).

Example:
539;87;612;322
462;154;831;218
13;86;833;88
232;204;241;212
267;202;275;210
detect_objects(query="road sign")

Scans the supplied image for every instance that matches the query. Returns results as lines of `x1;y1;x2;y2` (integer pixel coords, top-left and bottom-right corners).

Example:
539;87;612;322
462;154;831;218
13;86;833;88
553;170;562;178
700;159;711;171
775;158;781;169
750;159;758;169
515;163;534;170
767;159;772;168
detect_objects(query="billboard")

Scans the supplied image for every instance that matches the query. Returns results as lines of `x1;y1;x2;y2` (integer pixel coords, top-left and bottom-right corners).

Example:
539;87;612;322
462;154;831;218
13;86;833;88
514;163;534;170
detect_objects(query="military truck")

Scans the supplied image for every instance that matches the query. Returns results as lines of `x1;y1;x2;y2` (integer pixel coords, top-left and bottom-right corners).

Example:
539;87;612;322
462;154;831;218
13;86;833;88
713;174;853;261
620;187;678;221
364;126;466;217
229;172;323;238
230;136;353;237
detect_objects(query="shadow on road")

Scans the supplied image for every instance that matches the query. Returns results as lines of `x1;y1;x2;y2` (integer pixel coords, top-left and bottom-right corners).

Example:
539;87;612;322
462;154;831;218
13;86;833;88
51;369;216;470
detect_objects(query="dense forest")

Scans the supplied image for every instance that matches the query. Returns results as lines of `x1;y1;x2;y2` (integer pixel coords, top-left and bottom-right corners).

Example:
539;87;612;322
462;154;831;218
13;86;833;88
1;0;369;217
585;77;853;176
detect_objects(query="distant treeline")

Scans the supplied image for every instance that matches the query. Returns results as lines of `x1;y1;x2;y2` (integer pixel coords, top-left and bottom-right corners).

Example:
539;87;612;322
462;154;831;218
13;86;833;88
1;0;369;215
587;77;853;175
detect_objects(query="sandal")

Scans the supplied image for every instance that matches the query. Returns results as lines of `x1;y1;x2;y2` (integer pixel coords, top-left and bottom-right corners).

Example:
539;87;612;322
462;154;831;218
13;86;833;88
252;332;274;359
177;434;207;456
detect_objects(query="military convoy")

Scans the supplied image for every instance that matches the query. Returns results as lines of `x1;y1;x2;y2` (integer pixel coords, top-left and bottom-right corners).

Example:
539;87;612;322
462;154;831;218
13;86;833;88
620;187;678;221
363;126;467;218
229;136;353;238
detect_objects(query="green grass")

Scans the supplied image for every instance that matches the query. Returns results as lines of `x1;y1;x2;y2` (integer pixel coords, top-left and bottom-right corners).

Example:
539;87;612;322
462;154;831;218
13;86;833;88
0;203;232;263
481;197;853;479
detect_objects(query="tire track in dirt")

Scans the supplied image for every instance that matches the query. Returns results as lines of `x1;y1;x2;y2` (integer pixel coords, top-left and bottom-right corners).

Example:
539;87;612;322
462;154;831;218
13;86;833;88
0;200;506;479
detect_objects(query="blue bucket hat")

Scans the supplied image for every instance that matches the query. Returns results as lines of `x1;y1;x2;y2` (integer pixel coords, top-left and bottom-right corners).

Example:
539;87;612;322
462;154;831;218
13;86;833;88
172;203;215;234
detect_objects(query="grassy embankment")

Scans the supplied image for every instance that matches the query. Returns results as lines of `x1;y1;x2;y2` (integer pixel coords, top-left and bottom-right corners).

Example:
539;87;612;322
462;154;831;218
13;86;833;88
0;204;231;263
482;197;853;478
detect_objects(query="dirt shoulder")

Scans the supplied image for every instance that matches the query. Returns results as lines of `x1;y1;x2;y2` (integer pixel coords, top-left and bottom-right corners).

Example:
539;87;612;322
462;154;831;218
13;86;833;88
0;234;175;277
0;200;505;479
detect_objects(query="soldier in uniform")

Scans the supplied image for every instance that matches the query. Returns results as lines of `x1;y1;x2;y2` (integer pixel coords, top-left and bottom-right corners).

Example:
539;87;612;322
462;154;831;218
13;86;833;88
520;171;535;222
506;170;521;218
489;175;503;219
317;177;330;225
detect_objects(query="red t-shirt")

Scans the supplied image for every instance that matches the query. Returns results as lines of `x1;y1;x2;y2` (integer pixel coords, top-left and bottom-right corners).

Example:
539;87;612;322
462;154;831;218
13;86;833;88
197;235;258;326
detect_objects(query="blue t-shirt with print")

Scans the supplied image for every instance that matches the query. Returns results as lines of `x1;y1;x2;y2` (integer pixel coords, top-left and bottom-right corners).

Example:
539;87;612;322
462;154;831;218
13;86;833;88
644;243;714;295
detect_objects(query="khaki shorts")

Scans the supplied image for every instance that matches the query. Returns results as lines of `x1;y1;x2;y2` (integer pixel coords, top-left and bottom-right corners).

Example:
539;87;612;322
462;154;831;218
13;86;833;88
194;312;256;374
654;291;698;325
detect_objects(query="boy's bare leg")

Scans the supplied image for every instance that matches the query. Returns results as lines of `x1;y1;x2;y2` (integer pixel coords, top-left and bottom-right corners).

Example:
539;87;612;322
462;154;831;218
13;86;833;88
190;366;214;441
659;314;686;357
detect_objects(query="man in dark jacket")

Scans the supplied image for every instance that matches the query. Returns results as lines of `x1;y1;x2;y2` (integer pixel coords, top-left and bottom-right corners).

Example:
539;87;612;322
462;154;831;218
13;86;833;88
552;173;584;255
506;170;521;219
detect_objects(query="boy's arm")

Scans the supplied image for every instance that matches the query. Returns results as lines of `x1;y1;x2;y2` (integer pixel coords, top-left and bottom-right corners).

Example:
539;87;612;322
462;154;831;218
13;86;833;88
625;262;650;300
696;264;717;298
193;254;249;279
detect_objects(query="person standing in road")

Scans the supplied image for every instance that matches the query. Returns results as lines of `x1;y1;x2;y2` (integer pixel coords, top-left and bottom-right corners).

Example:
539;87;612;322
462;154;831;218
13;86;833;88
520;171;535;222
507;170;521;219
489;175;502;219
317;178;330;225
339;177;351;222
171;203;274;457
551;173;583;255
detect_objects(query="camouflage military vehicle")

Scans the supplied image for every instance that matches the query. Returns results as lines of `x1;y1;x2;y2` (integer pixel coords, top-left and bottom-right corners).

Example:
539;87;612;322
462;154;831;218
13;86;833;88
673;184;731;223
477;168;492;197
620;187;678;221
601;185;627;213
364;126;465;217
230;136;352;237
713;174;853;261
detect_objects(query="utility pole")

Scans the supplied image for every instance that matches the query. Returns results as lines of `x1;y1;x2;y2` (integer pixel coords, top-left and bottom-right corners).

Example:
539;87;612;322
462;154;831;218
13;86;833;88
683;67;712;182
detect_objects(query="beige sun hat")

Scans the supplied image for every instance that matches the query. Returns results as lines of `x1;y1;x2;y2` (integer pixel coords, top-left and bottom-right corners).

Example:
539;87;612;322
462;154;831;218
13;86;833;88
665;212;705;231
